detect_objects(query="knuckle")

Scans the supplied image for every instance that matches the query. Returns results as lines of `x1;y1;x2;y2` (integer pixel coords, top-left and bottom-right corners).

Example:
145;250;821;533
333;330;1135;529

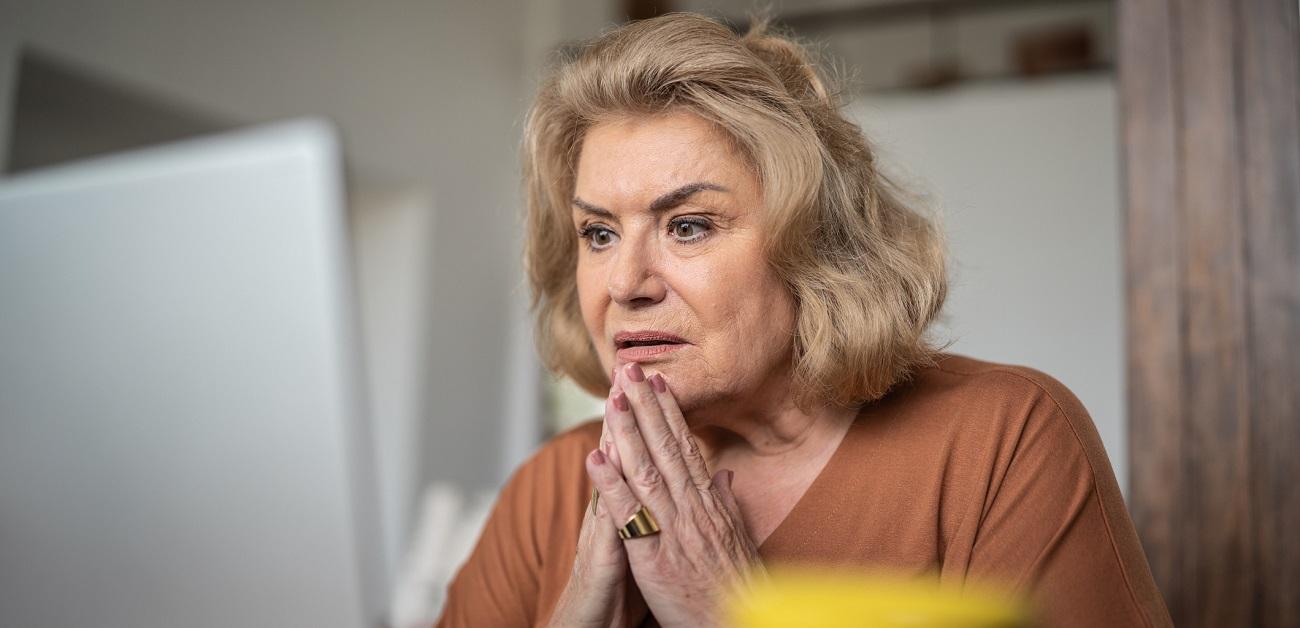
682;433;701;458
636;387;658;405
676;475;698;497
633;464;661;490
720;533;739;557
654;430;681;456
616;418;639;438
690;510;714;534
698;485;720;506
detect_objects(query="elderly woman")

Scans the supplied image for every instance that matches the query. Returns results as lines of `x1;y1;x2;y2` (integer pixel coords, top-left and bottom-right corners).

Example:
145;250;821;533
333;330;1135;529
438;13;1170;628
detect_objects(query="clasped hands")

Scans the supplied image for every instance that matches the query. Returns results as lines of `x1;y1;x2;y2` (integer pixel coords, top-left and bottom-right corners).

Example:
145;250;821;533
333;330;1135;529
558;361;766;628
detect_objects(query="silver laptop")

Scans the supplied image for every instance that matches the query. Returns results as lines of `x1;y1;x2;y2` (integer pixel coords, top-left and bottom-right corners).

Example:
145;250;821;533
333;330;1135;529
0;120;386;628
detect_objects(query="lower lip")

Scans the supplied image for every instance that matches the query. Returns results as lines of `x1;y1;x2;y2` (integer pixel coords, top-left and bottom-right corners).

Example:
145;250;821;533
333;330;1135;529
616;343;686;361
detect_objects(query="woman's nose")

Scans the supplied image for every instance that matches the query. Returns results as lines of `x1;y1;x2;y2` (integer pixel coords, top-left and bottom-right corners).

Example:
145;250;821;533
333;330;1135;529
607;237;666;307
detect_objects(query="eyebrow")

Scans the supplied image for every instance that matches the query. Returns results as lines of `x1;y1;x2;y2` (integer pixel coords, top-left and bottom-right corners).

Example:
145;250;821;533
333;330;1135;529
572;181;729;218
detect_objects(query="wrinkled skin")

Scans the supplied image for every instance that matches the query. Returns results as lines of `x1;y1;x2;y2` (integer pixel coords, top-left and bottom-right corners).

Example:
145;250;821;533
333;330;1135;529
549;111;785;626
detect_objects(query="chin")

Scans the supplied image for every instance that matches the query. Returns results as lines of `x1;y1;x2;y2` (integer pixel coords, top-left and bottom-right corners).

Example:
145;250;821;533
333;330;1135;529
661;380;721;419
632;359;725;416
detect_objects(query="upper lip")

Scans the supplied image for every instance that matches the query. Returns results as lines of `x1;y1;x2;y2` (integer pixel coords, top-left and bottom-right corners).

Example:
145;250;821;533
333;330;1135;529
613;330;689;349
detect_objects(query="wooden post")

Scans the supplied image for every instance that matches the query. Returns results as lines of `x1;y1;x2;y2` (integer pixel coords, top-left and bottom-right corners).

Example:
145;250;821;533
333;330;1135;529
1120;0;1299;626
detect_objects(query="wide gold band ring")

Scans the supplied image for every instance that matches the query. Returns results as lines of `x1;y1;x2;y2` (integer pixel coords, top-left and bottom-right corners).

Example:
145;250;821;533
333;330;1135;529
618;506;661;540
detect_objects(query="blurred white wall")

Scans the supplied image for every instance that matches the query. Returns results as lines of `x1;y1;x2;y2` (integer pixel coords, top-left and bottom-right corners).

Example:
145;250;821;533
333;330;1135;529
348;186;437;580
681;0;1115;91
853;74;1127;494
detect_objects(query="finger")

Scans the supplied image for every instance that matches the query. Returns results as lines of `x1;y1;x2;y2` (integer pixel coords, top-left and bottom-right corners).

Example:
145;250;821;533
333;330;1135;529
617;363;696;500
582;449;628;565
595;376;623;519
602;394;626;473
584;449;620;528
711;468;742;519
648;372;712;491
599;410;610;465
602;366;616;449
587;443;663;552
593;417;611;521
606;367;679;522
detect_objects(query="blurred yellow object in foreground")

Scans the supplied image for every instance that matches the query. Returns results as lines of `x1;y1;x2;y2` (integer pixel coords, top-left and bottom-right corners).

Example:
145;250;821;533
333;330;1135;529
726;568;1030;628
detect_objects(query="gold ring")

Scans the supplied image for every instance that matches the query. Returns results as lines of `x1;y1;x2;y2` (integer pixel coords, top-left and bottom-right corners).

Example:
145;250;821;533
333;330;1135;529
618;506;661;540
590;488;599;517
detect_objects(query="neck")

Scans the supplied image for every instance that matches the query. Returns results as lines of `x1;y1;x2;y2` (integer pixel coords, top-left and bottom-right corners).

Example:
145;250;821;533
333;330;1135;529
686;376;860;465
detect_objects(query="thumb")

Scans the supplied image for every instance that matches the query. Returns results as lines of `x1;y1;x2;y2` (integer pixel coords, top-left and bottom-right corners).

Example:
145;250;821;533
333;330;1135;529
711;468;741;516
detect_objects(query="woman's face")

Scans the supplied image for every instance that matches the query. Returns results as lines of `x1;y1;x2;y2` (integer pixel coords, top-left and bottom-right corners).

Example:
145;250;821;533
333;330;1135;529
572;110;797;414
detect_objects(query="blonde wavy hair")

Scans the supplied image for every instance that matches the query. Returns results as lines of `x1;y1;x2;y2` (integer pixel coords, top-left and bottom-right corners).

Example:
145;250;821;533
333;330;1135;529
523;12;948;407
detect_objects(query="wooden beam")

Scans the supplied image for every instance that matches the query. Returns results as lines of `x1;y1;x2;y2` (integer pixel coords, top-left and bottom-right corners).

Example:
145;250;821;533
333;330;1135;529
1121;0;1300;626
1118;0;1183;616
1239;0;1300;624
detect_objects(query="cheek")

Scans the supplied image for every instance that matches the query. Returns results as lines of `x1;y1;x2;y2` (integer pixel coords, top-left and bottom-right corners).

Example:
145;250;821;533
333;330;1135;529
686;256;795;354
731;281;795;350
575;262;618;371
712;253;788;318
575;264;603;331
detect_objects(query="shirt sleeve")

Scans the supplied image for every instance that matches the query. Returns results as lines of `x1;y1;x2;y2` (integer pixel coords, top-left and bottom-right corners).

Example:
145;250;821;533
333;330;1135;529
434;457;547;628
957;370;1173;628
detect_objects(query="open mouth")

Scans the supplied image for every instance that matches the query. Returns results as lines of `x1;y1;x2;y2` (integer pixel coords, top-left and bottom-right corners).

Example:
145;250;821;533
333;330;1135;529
614;331;687;349
613;330;688;360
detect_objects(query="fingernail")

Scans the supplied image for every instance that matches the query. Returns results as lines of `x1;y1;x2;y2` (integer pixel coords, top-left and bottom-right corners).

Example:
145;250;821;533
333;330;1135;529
614;392;630;412
592;448;606;465
626;362;645;382
650;373;666;393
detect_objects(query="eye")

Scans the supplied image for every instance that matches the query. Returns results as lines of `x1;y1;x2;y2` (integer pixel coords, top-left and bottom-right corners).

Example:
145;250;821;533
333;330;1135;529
668;217;711;243
578;224;618;251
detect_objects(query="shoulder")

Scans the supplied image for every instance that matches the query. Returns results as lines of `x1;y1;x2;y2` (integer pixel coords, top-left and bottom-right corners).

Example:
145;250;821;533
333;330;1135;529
928;353;1096;440
910;353;1087;411
905;353;1115;495
891;353;1095;435
437;423;603;626
497;418;604;519
477;419;602;569
520;418;604;480
901;357;1163;626
877;352;1112;487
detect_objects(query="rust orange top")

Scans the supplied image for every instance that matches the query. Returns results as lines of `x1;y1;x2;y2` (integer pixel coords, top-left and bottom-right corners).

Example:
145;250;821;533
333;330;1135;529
436;354;1173;627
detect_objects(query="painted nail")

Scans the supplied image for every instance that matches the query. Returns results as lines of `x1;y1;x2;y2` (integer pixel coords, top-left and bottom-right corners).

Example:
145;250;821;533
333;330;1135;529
650;373;666;393
626;362;645;382
592;448;606;465
614;392;630;412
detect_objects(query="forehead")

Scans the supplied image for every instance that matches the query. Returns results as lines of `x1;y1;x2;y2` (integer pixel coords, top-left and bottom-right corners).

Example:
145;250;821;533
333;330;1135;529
573;111;754;202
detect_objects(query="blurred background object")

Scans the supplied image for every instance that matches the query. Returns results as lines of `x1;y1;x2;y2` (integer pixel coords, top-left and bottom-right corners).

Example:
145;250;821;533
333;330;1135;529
1119;1;1300;627
2;0;1295;627
726;568;1028;628
0;121;387;628
7;49;229;171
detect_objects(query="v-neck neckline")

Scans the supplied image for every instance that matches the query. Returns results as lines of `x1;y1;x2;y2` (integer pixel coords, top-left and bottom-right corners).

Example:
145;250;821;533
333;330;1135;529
753;409;863;555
